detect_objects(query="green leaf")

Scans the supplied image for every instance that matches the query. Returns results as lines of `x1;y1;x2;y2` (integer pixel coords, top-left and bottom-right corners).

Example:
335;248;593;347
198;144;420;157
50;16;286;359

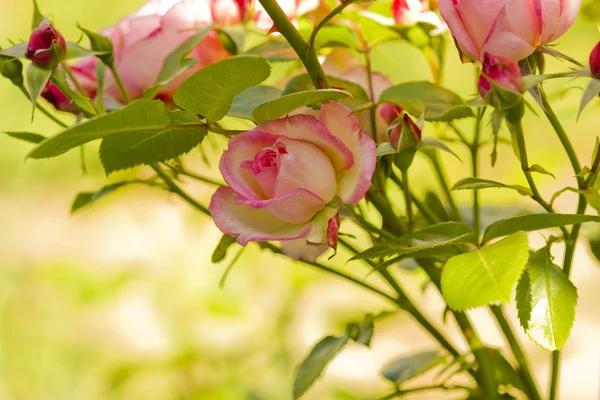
517;248;578;351
144;26;213;99
441;232;529;311
380;351;444;384
451;177;533;197
529;164;555;179
71;181;134;213
29;100;203;159
588;229;600;264
0;42;28;59
32;0;44;29
578;79;600;118
228;85;281;120
78;25;114;65
293;333;350;399
64;41;106;61
252;89;351;124
3;131;46;144
351;314;374;347
212;234;238;263
244;39;296;62
50;68;97;116
487;348;527;394
379;82;474;121
26;63;52;117
174;56;271;122
99;111;207;174
483;214;600;244
352;222;477;260
420;137;462;161
376;142;396;158
283;74;369;102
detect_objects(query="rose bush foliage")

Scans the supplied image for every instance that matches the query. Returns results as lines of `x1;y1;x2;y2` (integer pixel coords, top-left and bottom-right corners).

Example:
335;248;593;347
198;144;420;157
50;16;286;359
2;0;599;399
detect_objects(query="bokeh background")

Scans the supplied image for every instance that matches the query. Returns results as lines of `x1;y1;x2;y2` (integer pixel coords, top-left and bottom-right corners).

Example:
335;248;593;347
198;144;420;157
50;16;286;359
1;1;600;399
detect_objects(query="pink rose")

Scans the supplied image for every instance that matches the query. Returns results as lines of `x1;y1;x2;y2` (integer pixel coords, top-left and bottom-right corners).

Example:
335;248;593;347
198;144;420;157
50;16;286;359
439;0;581;62
209;102;376;256
25;24;66;69
72;0;233;102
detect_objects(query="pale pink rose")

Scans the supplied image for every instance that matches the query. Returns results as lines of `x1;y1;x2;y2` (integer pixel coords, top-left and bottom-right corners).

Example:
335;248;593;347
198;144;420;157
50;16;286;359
71;0;234;102
392;0;446;30
209;102;376;258
439;0;581;62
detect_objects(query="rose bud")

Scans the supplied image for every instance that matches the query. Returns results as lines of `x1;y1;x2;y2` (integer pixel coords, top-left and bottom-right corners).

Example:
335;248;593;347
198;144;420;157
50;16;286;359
590;41;600;80
439;0;581;62
389;114;422;151
25;24;66;68
40;82;79;114
478;53;524;110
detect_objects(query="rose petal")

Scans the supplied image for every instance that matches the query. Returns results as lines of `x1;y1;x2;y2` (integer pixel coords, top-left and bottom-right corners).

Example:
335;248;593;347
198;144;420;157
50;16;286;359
481;4;537;61
209;186;311;246
236;188;325;224
438;0;480;59
548;0;581;43
319;102;376;204
274;137;338;203
281;239;328;262
454;0;510;51
255;115;354;174
220;130;279;200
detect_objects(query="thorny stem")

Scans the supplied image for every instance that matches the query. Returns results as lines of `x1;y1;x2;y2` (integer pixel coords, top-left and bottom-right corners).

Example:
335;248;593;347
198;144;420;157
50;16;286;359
258;0;330;89
491;306;542;400
539;88;585;400
338;238;469;368
307;0;362;55
401;169;414;232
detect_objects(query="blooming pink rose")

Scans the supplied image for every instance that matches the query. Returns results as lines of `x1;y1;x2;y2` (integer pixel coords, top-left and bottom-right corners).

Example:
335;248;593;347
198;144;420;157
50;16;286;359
25;24;66;69
71;0;234;102
209;102;376;256
439;0;581;62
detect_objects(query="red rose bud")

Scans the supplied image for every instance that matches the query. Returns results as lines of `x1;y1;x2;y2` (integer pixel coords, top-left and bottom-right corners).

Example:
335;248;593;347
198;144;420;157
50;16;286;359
478;53;523;110
25;24;66;68
40;82;78;114
590;41;600;80
378;103;404;126
392;0;425;26
388;114;422;151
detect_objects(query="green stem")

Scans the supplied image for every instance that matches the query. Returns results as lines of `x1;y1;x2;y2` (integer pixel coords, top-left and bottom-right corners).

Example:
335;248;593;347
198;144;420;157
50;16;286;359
368;189;405;236
151;164;211;216
307;0;361;54
61;62;86;96
428;151;461;220
401;169;414;232
491;306;541;400
162;163;225;186
389;172;438;224
258;0;329;89
539;88;586;400
19;85;68;127
109;64;132;104
471;109;484;237
264;241;399;304
339;239;465;364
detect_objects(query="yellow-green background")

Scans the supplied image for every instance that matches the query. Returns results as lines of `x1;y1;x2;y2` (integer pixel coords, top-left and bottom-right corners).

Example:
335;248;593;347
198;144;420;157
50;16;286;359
1;1;599;399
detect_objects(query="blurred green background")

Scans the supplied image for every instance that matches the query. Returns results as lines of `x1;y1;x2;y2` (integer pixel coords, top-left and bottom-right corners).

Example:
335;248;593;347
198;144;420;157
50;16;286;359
1;1;600;399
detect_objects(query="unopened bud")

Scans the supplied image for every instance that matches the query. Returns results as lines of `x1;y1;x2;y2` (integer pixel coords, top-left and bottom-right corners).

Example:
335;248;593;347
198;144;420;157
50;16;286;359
41;81;78;114
478;53;523;110
378;103;404;126
389;114;422;151
25;24;66;68
590;41;600;80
